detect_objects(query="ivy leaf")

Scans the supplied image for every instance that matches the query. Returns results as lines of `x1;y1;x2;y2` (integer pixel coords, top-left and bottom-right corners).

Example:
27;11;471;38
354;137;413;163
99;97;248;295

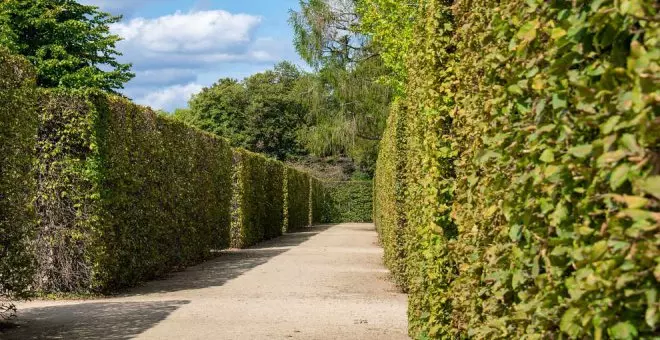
608;321;638;340
568;144;593;158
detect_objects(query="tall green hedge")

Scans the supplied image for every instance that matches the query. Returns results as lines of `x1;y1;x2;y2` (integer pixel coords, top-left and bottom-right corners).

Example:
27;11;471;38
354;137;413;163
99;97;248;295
320;181;373;223
285;168;310;232
373;101;408;290
231;149;285;248
310;177;325;225
0;49;37;318
35;92;233;292
370;0;660;338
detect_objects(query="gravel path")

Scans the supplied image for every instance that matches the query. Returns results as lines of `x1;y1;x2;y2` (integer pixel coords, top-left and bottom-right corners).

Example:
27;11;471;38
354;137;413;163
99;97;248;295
2;223;408;339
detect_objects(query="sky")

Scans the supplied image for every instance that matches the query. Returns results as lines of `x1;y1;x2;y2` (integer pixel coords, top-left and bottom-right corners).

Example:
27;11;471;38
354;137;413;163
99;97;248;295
80;0;306;111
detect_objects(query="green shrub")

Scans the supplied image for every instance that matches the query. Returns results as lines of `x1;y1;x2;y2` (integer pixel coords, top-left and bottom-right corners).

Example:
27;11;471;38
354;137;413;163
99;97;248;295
310;177;325;225
373;101;409;290
285;168;310;232
35;92;233;292
321;181;373;223
231;149;285;248
0;49;38;318
370;0;660;338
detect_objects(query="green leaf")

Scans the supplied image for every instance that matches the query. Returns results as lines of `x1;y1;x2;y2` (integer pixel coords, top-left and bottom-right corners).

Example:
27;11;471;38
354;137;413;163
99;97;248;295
509;224;522;242
507;84;523;95
540;149;555;163
601;116;621;134
551;27;566;40
610;164;630;190
639;176;660;199
560;308;582;337
608;322;638;340
568;144;593;158
620;134;642;154
516;19;539;42
511;270;525;289
552;94;567;109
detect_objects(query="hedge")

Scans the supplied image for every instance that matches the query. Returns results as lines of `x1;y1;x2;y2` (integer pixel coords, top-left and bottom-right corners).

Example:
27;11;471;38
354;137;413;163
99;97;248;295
231;149;285;248
320;181;373;223
370;0;659;338
373;101;408;290
0;49;38;318
35;91;233;292
310;177;325;225
285;168;310;232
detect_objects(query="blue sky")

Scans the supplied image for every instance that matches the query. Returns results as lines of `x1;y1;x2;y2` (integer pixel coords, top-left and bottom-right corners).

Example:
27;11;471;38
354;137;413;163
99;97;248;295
81;0;306;111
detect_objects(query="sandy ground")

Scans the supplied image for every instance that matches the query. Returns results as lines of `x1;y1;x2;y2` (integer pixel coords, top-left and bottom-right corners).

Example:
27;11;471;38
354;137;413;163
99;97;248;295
1;223;409;340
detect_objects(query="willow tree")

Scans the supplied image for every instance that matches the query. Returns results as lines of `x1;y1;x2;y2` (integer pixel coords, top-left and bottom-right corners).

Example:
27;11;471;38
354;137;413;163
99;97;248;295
289;0;392;176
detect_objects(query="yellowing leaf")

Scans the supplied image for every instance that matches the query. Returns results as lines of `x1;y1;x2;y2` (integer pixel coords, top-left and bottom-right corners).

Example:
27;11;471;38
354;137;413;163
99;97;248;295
622;196;648;209
551;27;566;40
640;176;660;199
540;149;555;163
516;19;539;43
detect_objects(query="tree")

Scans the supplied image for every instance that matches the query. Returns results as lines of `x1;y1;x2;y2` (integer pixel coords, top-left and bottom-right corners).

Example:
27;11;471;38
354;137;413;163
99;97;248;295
181;78;248;145
242;62;307;159
289;0;371;68
0;0;134;92
289;0;392;176
174;62;307;160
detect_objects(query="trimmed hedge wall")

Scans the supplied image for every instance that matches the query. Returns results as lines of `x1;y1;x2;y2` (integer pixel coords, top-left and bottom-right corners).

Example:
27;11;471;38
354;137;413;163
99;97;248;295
320;181;373;223
35;91;233;292
231;149;285;248
285;168;310;232
0;49;37;317
310;177;325;225
373;101;408;290
370;0;659;338
0;52;377;305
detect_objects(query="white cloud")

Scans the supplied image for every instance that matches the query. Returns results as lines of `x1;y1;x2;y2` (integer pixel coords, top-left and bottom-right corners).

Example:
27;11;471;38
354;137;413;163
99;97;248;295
135;83;204;111
112;10;261;56
99;9;301;110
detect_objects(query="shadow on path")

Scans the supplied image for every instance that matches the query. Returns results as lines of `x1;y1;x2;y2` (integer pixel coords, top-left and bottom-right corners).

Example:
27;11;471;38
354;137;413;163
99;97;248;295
126;224;333;295
1;225;333;340
1;300;190;340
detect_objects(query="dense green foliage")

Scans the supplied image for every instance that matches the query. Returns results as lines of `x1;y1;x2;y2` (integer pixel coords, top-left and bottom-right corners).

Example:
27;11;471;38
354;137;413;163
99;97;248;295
175;62;306;160
231;150;285;248
0;0;133;92
368;0;660;338
310;177;325;225
320;181;373;223
0;49;37;319
288;0;392;176
286;168;311;232
35;90;233;293
373;101;408;289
